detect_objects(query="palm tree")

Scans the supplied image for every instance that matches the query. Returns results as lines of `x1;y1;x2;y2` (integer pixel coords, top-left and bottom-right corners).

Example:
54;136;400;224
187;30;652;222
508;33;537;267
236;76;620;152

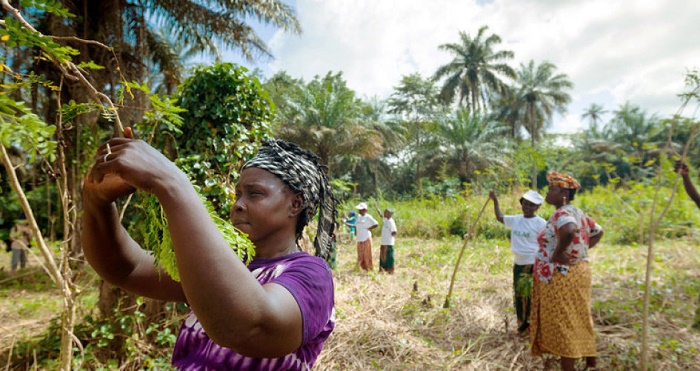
432;108;511;182
610;102;665;181
433;26;516;112
274;72;381;174
490;90;524;140
514;60;573;187
581;103;607;133
354;97;406;197
31;0;300;126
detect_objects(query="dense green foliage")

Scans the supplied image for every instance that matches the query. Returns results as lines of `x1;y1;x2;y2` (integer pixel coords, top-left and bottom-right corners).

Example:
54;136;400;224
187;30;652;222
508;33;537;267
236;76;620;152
171;62;274;219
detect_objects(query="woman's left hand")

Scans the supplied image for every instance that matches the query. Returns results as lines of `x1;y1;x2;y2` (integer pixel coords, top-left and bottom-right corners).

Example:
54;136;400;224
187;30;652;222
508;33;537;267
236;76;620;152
552;222;577;265
551;251;574;265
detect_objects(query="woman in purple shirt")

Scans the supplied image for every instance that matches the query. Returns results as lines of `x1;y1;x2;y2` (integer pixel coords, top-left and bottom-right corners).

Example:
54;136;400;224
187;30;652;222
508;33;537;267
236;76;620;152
82;128;336;370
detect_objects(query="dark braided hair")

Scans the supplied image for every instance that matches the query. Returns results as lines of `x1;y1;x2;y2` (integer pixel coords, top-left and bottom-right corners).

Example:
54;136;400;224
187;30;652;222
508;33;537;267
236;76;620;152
242;140;338;262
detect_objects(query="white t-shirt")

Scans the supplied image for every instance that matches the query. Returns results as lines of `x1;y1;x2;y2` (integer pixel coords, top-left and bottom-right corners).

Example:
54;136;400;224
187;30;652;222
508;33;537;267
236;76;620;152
355;213;378;242
380;217;397;246
503;214;546;265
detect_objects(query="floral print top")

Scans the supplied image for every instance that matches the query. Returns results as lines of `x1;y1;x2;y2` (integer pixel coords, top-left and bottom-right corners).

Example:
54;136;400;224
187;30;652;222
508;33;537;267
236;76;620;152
533;204;603;283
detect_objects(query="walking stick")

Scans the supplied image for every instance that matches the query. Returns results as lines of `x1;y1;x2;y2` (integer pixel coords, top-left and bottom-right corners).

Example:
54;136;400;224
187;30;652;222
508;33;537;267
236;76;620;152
444;197;491;309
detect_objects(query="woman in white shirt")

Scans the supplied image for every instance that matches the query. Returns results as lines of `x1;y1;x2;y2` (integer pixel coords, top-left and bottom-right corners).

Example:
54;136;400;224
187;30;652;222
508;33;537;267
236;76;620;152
489;190;546;334
354;202;378;271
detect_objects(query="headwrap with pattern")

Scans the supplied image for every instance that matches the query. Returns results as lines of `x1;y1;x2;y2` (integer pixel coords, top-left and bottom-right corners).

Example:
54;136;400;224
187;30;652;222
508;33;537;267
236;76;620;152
546;170;581;190
242;140;337;262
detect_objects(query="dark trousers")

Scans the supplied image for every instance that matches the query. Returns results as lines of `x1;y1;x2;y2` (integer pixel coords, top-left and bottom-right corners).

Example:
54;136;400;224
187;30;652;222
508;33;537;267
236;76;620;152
513;263;533;332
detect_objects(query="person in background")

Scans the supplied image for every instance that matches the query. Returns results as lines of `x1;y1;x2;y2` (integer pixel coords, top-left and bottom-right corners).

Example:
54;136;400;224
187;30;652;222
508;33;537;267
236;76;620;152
354;202;378;271
344;210;356;240
82;129;336;370
530;171;604;371
674;160;700;330
375;203;398;274
9;214;32;275
489;190;546;334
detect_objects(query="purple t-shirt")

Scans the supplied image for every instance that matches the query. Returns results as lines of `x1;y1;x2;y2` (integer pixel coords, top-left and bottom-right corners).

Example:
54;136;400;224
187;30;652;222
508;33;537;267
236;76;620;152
172;252;335;370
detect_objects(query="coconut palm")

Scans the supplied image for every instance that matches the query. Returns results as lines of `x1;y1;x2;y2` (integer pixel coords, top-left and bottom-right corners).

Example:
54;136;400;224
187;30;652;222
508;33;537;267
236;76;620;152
433;26;516;112
513;60;572;187
581;103;607;133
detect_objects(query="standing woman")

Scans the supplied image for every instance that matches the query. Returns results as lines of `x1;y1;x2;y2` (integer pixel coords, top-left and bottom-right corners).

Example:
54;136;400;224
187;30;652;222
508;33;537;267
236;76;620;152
530;171;604;371
374;203;398;274
83;129;336;370
354;202;378;271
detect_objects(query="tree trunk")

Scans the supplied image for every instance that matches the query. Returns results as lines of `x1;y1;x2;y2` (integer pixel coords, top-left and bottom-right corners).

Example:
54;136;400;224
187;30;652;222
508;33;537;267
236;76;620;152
1;144;74;370
529;108;537;189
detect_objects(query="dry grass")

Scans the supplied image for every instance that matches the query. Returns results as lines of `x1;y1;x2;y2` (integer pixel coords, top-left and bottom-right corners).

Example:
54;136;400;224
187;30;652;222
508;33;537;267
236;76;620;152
316;236;700;370
1;236;699;370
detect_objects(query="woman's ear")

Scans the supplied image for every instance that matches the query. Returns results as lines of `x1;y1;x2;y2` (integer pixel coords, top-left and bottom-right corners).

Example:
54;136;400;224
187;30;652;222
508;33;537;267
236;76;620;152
289;193;304;217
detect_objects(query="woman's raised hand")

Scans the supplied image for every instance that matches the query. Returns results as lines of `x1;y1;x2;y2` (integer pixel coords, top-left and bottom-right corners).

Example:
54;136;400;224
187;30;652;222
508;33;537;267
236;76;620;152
84;127;187;204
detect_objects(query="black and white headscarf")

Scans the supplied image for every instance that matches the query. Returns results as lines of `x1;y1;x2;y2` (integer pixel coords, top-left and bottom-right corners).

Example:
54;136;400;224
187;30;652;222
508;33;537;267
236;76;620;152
242;140;337;261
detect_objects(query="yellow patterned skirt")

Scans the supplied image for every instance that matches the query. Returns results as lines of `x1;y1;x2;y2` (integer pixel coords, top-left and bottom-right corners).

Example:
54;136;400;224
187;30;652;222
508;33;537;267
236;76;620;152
530;261;596;358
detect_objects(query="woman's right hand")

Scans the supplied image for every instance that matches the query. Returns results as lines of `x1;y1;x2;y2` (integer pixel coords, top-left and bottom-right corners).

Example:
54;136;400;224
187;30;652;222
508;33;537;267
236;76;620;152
85;127;189;202
675;160;689;176
83;127;137;206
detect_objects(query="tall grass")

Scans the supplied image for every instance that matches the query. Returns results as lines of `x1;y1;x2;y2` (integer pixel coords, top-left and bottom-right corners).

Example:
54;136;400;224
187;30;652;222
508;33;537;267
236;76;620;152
342;182;700;245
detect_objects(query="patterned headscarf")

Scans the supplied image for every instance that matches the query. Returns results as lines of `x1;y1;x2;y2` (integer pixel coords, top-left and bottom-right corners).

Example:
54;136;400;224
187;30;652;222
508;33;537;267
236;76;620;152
242;140;337;261
546;170;581;190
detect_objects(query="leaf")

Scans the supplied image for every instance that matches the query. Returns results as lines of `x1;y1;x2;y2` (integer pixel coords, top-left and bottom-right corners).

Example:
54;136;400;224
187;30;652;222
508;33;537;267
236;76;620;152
139;190;255;282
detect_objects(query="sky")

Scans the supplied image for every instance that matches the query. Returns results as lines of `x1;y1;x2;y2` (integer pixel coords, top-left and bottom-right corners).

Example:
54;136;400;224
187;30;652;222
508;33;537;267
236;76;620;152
223;0;700;134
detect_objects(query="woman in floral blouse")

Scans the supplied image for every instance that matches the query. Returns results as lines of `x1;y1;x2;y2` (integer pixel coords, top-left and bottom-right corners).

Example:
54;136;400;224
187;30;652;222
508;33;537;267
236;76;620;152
530;171;604;371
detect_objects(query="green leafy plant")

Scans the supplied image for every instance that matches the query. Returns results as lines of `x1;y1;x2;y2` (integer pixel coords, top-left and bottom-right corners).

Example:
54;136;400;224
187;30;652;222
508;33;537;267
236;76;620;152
169;63;274;220
515;273;532;299
139;191;255;282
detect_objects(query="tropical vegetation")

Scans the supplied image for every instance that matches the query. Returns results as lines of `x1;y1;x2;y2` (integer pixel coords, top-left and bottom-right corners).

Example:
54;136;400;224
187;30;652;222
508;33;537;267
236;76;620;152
1;0;700;369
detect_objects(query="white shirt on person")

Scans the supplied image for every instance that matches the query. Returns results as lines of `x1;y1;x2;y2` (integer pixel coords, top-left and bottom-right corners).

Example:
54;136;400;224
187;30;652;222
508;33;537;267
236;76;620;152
503;214;546;265
355;213;378;242
380;217;397;246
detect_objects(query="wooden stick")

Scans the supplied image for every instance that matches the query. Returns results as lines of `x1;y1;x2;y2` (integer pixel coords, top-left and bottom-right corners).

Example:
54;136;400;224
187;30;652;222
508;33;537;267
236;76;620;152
444;197;491;308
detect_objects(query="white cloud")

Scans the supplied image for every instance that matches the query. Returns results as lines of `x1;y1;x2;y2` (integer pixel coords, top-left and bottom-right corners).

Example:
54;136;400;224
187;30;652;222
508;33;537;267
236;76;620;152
253;0;700;133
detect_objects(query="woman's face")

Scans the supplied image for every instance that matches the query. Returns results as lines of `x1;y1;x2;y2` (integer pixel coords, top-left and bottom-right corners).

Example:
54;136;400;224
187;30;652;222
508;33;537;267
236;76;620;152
520;199;540;217
545;185;567;206
231;167;300;245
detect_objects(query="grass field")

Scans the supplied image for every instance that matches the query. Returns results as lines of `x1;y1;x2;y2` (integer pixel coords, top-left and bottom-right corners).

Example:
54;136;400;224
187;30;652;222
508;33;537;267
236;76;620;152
2;232;699;370
316;234;700;370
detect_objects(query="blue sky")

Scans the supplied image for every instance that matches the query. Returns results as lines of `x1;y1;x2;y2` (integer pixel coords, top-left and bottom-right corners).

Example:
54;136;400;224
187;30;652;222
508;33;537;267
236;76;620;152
218;0;700;134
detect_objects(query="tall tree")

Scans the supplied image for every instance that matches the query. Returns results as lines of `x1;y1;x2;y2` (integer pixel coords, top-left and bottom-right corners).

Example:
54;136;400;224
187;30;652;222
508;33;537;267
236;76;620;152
351;97;406;197
581;103;607;133
433;26;516;112
432;108;511;183
609;102;664;182
273;71;381;174
514;60;573;187
387;73;442;195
